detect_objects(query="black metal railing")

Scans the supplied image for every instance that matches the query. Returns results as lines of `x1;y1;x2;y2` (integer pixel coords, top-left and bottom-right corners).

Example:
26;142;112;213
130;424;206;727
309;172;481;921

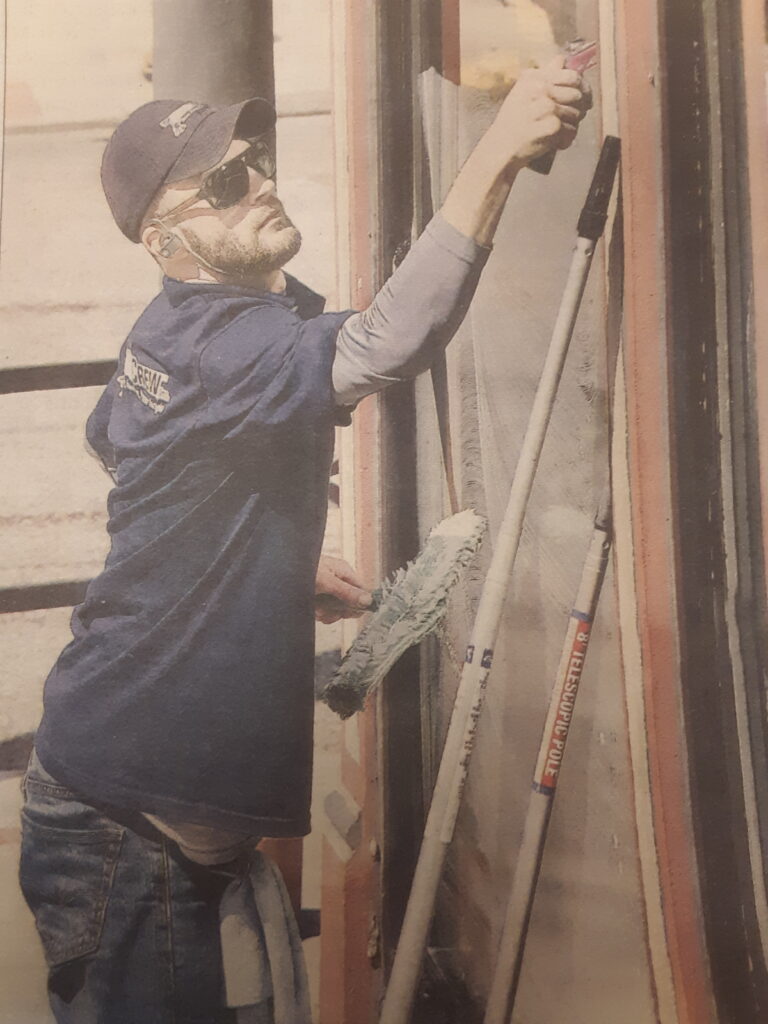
0;360;114;612
0;360;115;396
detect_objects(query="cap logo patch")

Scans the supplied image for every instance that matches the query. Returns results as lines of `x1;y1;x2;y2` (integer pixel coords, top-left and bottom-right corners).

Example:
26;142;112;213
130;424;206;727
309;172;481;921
159;103;204;137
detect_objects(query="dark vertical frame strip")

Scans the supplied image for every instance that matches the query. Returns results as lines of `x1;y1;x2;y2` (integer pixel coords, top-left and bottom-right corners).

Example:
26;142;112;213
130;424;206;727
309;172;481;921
662;0;768;1017
375;0;425;978
714;0;768;970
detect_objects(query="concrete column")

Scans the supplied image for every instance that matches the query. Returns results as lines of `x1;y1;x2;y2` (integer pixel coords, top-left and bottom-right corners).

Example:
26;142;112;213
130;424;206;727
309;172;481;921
152;0;274;106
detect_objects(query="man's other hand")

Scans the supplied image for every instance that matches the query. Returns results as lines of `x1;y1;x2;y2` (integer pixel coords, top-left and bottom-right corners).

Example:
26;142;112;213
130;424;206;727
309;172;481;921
315;555;373;624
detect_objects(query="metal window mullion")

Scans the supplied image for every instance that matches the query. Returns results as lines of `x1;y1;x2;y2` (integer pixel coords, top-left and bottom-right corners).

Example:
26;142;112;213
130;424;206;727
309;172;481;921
705;0;768;970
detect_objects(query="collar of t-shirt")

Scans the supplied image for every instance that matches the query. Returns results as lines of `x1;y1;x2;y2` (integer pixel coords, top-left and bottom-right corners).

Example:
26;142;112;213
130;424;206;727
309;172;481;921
162;273;327;321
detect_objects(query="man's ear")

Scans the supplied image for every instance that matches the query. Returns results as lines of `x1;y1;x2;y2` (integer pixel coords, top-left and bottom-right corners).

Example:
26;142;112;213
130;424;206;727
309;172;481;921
141;220;164;259
142;220;182;261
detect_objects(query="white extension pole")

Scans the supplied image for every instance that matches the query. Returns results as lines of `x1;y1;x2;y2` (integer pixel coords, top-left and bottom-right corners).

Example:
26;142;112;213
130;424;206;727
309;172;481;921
379;137;620;1024
483;494;612;1024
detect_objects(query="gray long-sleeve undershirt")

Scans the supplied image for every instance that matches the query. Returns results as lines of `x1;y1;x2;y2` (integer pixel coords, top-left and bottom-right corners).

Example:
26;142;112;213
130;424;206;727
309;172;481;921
332;212;491;406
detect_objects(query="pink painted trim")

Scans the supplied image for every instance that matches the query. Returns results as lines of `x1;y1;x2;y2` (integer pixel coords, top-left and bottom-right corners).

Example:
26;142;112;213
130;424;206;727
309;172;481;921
441;0;461;85
741;0;768;587
318;4;384;1022
346;0;376;311
615;1;715;1021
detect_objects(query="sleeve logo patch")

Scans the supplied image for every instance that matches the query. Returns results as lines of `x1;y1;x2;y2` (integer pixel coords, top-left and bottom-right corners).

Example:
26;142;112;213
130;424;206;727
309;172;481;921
118;347;171;414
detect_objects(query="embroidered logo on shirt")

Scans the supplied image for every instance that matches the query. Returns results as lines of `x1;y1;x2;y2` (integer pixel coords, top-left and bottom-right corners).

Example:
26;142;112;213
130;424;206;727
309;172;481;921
159;103;204;137
118;347;171;414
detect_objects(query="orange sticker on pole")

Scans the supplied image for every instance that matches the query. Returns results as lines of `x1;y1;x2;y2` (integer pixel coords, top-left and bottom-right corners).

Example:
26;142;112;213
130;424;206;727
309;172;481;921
535;619;593;793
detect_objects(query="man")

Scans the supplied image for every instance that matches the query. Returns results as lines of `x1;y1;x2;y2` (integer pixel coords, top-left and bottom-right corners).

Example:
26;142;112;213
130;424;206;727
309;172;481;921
19;59;590;1023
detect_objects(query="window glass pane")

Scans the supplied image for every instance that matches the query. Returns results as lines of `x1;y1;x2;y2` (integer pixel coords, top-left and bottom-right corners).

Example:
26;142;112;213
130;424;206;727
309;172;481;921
459;0;584;92
460;0;558;91
420;5;655;1021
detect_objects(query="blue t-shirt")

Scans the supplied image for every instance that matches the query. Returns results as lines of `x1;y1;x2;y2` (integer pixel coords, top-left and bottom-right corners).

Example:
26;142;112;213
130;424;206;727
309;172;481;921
35;274;353;836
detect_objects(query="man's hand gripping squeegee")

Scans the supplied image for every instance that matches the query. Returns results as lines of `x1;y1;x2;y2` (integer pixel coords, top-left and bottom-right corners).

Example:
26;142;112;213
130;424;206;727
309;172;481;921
530;40;598;175
375;135;621;1024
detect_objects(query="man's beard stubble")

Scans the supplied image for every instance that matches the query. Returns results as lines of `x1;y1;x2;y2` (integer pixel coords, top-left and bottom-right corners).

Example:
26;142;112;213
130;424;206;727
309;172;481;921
182;217;302;282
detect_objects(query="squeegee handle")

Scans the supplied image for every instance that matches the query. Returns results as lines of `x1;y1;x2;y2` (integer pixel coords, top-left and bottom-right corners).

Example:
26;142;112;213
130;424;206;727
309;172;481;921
526;148;558;176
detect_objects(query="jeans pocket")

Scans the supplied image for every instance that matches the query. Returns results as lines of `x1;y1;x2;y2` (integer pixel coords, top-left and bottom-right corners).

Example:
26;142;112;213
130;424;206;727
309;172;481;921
19;788;124;967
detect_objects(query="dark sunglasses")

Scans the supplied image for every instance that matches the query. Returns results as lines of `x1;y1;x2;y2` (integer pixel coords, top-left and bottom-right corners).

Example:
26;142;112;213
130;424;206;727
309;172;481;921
162;139;276;222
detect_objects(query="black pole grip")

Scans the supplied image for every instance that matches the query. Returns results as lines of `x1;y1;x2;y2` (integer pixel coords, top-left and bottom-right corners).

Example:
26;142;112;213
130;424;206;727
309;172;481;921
576;135;621;241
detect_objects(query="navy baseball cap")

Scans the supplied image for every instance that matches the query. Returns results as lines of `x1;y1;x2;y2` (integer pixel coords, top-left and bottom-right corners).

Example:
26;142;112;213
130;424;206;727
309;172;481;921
101;97;276;243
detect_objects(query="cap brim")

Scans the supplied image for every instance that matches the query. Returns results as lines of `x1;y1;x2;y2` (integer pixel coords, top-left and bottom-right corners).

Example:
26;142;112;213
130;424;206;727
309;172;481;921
166;97;276;184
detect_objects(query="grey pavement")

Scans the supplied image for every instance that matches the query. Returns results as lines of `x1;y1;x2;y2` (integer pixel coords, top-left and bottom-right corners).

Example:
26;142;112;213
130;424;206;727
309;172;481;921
1;1;339;1018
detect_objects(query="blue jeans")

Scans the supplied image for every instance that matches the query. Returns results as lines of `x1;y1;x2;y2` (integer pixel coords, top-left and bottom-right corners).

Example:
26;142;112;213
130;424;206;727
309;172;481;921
19;751;243;1023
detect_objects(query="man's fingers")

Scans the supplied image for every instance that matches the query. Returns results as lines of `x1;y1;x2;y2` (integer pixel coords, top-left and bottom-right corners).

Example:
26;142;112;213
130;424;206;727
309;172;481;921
548;85;586;108
315;600;339;624
531;93;585;127
324;578;373;608
315;561;373;609
544;65;582;89
331;564;368;588
493;55;592;168
315;598;365;624
314;589;370;623
315;555;372;608
550;102;585;127
317;555;367;589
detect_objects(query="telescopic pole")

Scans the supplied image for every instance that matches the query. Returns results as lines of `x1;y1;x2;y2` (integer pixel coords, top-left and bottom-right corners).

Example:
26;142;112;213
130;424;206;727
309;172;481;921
483;491;612;1024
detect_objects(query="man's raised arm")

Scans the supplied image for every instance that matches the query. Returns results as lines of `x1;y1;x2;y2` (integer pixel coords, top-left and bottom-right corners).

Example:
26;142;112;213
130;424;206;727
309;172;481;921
332;57;592;407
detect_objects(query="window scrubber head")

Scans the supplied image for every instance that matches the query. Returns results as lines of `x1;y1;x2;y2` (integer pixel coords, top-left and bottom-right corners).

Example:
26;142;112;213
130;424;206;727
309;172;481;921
319;509;487;719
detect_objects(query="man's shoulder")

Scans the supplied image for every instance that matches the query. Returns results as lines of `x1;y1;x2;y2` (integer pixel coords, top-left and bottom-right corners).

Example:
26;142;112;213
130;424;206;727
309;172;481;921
126;277;340;390
131;282;294;352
